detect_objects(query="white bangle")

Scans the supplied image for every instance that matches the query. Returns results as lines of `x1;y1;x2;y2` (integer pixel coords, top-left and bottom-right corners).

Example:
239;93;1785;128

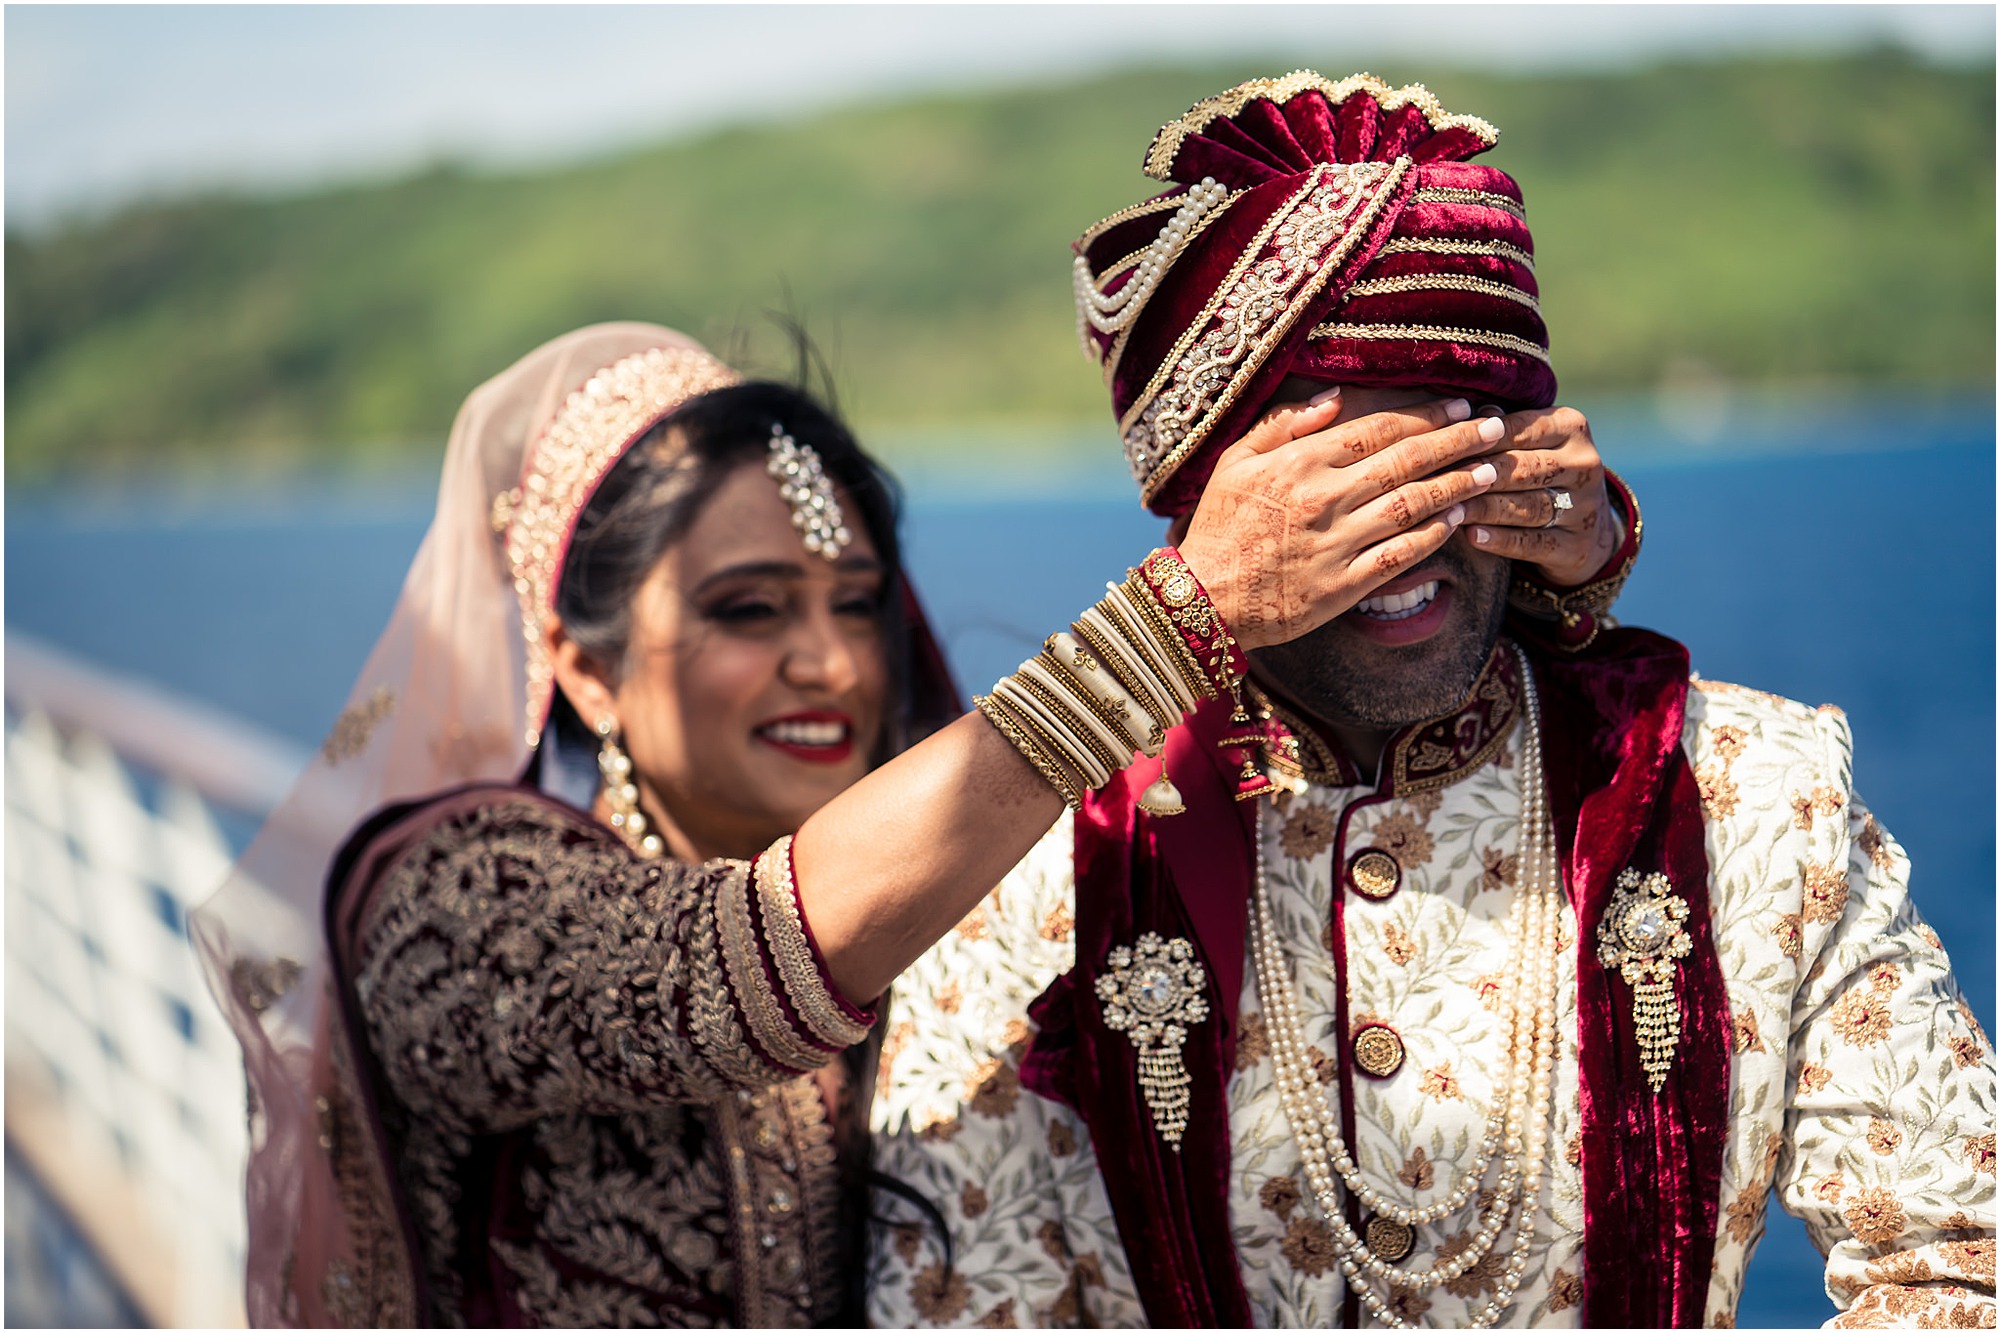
1076;606;1184;727
1104;583;1204;711
1046;632;1163;756
981;556;1233;810
1000;676;1116;788
1019;656;1138;765
975;692;1084;808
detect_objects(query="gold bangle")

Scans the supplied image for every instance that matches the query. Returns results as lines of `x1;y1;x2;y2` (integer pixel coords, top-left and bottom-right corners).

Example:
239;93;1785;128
1044;636;1163;755
1123;570;1218;701
1048;631;1161;741
1100;589;1201;712
975;693;1084;809
1117;578;1212;703
1030;650;1148;754
1015;661;1129;779
1111;581;1213;705
995;676;1114;789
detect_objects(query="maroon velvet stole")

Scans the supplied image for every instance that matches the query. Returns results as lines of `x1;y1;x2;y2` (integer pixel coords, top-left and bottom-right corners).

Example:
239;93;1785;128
1537;632;1733;1327
1021;699;1260;1325
1019;629;1732;1328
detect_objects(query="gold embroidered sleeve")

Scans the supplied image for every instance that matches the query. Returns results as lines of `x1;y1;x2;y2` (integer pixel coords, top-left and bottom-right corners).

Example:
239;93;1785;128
1773;735;1996;1328
351;797;866;1136
1507;469;1642;652
752;836;877;1050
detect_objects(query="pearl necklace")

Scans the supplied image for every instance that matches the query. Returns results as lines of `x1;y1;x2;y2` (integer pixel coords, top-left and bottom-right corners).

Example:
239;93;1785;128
1248;644;1561;1328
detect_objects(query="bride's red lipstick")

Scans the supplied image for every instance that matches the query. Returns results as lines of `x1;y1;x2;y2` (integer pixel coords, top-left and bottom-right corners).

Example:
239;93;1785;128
753;711;855;764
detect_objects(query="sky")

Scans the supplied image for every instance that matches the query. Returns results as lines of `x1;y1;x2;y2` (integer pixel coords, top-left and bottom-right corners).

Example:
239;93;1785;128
6;4;1994;230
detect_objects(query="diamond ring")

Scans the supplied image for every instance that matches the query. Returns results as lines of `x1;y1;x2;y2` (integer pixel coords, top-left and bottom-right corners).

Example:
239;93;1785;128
1542;488;1573;528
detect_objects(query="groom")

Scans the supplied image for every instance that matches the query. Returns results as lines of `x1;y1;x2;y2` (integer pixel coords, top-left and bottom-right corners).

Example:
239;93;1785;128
869;72;1994;1329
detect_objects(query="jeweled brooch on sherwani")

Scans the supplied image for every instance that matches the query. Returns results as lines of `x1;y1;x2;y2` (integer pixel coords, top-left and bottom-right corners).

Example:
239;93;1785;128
1595;868;1692;1091
1096;932;1210;1149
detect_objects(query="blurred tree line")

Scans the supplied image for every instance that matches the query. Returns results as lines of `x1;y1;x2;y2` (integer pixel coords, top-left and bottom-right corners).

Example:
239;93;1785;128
6;49;1992;481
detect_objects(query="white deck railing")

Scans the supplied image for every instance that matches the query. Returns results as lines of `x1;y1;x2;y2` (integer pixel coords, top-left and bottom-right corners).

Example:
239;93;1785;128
6;634;309;1328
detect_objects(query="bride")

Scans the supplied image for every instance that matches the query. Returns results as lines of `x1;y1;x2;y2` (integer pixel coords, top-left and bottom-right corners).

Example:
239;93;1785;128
195;324;969;1325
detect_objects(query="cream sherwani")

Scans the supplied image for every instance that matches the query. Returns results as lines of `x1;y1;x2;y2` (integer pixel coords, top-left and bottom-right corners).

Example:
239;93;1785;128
869;677;1996;1328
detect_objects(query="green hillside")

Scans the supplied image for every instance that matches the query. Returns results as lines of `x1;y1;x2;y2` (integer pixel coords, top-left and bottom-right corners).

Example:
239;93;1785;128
6;51;1992;480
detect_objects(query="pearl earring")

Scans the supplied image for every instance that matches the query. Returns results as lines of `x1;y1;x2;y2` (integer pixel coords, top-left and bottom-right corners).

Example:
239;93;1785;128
595;717;662;857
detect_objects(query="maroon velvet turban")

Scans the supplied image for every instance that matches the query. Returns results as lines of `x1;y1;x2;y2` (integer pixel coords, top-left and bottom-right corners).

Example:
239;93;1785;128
1074;72;1557;516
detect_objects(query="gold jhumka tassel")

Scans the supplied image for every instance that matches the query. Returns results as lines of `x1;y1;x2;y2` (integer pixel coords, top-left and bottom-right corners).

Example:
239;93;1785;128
1137;766;1187;817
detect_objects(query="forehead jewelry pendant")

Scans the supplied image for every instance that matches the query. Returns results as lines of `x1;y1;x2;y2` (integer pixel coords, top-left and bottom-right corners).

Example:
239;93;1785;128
1595;867;1692;1092
1095;932;1210;1149
766;423;850;560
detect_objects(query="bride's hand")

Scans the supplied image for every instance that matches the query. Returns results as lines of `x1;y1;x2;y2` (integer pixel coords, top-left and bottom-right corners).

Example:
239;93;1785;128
1178;390;1506;650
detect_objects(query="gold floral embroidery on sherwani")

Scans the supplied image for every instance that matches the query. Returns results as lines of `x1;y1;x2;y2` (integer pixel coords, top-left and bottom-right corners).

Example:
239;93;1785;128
1684;685;1997;1331
869;673;1995;1329
352;792;869;1327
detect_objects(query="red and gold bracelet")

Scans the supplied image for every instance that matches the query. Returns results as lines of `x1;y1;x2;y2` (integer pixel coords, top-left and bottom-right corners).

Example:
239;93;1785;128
1131;548;1250;700
977;547;1272;816
1128;548;1271;801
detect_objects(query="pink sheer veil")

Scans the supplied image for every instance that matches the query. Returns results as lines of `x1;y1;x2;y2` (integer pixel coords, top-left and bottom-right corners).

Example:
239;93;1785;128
190;323;742;1325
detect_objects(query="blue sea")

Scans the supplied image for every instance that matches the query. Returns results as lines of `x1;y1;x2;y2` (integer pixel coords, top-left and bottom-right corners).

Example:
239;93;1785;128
7;393;1993;1327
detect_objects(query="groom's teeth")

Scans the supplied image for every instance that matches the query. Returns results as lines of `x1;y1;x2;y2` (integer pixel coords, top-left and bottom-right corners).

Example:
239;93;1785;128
1357;580;1440;620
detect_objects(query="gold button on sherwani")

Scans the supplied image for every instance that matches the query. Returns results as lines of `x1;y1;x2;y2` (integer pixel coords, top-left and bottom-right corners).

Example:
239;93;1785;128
1347;848;1403;901
1352;1022;1405;1078
1366;1216;1416;1263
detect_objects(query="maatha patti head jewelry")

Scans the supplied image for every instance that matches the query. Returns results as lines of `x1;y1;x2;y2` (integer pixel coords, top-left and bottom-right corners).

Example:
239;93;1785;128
766;424;851;560
595;717;663;858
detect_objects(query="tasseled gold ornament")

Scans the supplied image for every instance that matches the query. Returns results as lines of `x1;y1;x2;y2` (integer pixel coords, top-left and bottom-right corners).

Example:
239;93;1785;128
1138;764;1186;816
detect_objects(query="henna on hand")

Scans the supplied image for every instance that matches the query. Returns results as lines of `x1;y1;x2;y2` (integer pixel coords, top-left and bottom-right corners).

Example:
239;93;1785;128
1459;405;1617;587
1181;478;1307;646
1180;396;1498;649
